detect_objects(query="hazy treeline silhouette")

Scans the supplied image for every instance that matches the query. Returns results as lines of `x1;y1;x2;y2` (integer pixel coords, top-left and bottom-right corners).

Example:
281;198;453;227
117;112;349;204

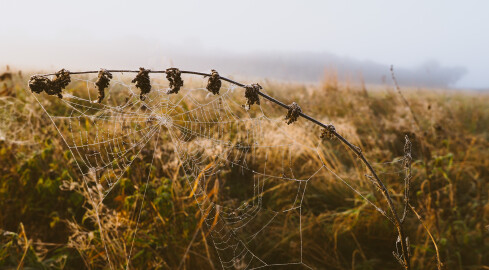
1;38;466;88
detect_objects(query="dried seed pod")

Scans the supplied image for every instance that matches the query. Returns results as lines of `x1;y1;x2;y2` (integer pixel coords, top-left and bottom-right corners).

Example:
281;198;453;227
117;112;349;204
244;83;261;109
28;69;70;98
95;69;113;103
285;102;302;124
47;69;71;98
53;69;71;89
132;67;151;100
320;124;336;140
206;69;221;95
28;75;50;94
166;68;184;94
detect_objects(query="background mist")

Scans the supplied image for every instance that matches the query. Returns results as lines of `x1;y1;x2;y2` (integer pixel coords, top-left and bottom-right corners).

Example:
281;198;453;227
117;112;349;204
0;0;487;89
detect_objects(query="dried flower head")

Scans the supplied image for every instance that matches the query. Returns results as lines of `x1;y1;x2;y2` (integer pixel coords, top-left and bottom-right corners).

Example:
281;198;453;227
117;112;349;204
285;102;302;124
28;75;50;94
244;83;262;109
95;69;112;103
206;69;221;95
320;125;336;140
132;67;151;100
166;68;184;94
28;69;71;98
47;69;71;98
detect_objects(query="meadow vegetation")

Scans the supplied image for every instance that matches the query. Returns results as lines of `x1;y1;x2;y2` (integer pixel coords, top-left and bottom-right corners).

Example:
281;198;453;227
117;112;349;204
0;68;488;269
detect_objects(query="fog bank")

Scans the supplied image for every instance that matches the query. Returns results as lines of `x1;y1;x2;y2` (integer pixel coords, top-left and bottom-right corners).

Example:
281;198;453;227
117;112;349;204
0;37;467;88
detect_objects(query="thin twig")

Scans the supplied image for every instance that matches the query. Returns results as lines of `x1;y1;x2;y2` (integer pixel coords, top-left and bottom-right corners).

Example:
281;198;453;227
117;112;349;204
409;204;443;270
390;65;422;133
401;135;412;223
178;226;201;270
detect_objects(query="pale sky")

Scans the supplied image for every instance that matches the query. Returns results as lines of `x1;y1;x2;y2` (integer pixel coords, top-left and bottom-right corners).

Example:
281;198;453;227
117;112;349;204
1;0;488;88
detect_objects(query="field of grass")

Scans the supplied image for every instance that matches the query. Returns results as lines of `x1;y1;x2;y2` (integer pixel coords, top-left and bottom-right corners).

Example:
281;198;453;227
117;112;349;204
0;68;488;269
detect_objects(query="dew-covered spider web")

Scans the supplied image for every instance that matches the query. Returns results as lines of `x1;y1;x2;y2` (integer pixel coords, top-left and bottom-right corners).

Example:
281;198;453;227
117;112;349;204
31;72;405;269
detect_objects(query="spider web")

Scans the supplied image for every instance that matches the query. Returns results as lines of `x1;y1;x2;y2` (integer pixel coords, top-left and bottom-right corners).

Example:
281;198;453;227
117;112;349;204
31;72;400;269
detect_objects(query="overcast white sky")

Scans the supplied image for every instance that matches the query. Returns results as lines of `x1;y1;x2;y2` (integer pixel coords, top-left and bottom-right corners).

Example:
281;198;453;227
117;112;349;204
1;0;488;88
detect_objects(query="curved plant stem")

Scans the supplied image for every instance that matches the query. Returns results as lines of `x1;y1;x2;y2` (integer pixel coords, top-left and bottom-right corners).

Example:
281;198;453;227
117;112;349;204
35;68;414;269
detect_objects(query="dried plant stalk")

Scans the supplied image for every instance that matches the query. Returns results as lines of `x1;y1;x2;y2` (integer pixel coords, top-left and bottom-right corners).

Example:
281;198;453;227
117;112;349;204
401;135;412;223
390;65;421;132
409;204;443;270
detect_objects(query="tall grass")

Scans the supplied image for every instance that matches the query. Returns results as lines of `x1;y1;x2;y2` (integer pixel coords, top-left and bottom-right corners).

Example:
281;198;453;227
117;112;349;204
0;69;488;269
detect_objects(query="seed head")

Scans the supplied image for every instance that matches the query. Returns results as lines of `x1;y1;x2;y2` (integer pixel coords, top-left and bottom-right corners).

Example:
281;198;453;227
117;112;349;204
285;102;302;125
320;125;336;140
132;67;151;100
28;75;50;94
95;69;112;103
28;69;71;98
244;83;261;110
166;68;184;94
206;69;221;95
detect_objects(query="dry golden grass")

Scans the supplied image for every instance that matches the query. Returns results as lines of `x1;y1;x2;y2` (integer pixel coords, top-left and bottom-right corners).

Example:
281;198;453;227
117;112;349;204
0;69;488;269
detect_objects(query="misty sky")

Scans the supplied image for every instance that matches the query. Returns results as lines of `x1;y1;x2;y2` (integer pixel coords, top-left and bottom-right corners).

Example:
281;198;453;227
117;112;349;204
1;0;488;88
